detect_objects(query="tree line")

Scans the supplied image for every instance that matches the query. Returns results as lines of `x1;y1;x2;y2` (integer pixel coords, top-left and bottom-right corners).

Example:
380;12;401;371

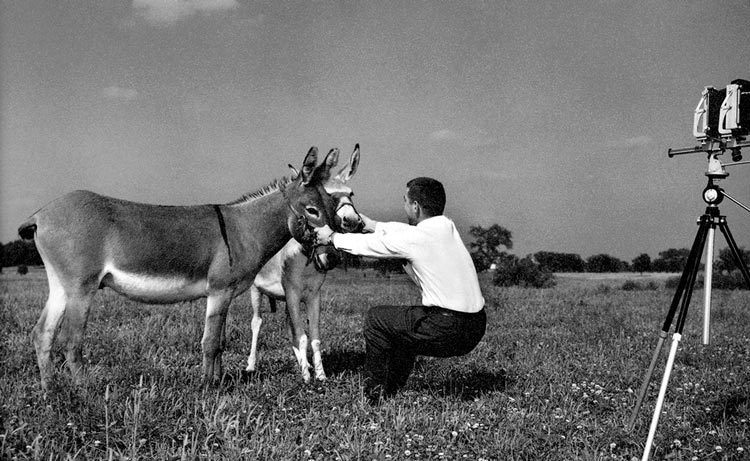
466;224;749;273
3;224;748;282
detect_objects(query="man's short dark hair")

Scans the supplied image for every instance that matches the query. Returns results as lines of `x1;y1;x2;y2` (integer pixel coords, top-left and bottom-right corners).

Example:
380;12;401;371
406;177;445;216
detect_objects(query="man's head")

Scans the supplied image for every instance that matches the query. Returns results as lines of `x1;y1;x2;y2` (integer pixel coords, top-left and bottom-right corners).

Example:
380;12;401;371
404;177;445;225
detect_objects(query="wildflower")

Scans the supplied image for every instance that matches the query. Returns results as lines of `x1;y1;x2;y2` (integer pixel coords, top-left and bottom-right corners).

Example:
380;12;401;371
610;443;616;450
715;446;723;453
673;439;682;448
404;450;411;456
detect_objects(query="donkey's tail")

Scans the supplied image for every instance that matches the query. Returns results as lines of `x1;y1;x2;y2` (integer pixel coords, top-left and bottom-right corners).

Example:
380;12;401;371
18;218;37;240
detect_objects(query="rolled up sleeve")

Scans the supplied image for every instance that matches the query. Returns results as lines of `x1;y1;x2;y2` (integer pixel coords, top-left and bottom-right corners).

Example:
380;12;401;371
332;222;414;259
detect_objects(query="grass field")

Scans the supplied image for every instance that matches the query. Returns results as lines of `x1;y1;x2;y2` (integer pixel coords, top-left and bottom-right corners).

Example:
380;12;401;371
1;268;749;460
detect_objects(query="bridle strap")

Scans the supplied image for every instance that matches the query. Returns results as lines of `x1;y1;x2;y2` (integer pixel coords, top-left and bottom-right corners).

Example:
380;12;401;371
279;183;319;266
335;200;357;213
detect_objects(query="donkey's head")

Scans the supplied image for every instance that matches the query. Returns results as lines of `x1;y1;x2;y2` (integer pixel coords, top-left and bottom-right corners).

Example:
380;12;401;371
288;144;363;234
286;144;363;272
323;144;364;233
282;147;341;247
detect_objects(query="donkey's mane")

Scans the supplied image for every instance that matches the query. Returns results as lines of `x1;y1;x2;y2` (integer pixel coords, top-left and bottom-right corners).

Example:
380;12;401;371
227;176;295;205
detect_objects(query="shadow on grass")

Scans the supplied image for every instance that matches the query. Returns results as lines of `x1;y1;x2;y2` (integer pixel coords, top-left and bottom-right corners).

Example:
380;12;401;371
410;368;512;401
321;349;366;375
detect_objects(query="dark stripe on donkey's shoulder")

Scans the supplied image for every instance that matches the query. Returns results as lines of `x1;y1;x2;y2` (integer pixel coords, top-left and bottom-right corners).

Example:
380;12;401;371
213;205;233;267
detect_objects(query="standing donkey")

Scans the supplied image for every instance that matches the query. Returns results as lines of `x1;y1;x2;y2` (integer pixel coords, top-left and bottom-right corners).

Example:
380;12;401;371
245;144;362;382
19;147;343;391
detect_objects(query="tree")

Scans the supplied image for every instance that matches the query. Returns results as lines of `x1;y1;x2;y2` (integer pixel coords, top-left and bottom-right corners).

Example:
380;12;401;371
469;224;513;272
375;258;407;276
632;253;652;274
714;247;750;274
493;252;556;288
651;248;690;272
534;251;585;272
585;254;627;273
0;239;42;267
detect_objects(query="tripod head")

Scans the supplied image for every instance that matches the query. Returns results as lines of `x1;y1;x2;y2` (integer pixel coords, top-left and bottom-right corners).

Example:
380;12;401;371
702;179;724;206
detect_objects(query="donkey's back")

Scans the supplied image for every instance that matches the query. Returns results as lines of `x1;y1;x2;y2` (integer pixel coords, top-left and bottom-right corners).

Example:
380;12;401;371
20;190;225;300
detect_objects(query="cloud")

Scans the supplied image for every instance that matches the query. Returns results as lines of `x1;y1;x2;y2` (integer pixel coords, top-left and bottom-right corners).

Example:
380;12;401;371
101;86;138;101
133;0;240;26
429;129;460;142
622;135;653;147
605;135;653;149
428;128;498;149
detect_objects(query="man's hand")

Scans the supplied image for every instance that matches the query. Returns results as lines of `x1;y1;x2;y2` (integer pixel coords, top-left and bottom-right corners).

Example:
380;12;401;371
359;213;377;233
315;225;335;246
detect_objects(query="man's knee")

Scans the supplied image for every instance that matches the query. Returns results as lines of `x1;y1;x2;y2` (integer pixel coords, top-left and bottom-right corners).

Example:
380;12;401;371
364;305;393;331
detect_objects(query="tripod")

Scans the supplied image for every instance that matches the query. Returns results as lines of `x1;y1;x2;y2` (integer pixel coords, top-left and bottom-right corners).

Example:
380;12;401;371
628;178;750;461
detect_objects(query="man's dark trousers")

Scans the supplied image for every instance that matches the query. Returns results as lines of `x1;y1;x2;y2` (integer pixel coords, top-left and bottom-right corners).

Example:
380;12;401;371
363;304;486;398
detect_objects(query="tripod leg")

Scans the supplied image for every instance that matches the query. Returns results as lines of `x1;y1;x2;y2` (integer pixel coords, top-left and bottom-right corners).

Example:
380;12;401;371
639;218;711;458
627;218;709;431
662;217;710;332
703;224;716;345
718;218;750;287
641;333;683;461
627;332;667;431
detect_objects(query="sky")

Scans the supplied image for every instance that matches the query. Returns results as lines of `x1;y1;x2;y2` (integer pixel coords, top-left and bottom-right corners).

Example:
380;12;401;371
1;0;749;261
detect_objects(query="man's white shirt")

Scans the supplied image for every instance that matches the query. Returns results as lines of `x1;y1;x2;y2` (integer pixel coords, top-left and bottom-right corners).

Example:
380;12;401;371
331;216;485;313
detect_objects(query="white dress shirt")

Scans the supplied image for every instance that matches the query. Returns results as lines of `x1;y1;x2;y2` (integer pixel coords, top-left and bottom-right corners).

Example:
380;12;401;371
331;215;485;313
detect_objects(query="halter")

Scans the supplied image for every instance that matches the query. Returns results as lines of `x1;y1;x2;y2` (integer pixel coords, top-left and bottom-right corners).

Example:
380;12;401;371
279;182;322;267
335;200;357;214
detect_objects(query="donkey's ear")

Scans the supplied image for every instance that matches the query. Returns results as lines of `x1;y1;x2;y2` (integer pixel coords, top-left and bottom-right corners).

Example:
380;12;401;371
300;147;318;184
310;148;339;184
323;147;340;169
288;164;300;179
335;144;360;183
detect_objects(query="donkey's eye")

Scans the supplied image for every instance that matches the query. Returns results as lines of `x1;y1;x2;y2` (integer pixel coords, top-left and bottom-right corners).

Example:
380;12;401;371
305;207;320;217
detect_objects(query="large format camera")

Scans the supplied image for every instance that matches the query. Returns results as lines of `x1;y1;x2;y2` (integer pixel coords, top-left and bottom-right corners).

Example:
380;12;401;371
670;78;750;166
693;78;749;141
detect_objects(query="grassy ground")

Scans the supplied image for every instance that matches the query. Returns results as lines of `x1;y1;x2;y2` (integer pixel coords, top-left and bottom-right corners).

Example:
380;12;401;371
1;268;749;460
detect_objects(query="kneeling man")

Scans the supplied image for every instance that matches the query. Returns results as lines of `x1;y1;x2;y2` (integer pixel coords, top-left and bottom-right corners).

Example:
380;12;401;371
315;177;486;402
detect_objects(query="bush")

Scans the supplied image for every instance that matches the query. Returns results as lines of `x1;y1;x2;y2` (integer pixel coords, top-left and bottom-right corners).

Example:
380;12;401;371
713;272;749;290
664;273;749;291
621;280;659;291
665;276;703;290
493;253;556;288
17;265;28;275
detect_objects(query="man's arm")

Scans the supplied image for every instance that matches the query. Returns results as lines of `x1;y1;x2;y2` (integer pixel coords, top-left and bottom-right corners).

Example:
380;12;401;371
314;221;414;259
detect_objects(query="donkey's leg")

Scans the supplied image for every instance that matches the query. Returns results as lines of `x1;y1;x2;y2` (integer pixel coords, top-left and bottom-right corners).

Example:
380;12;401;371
33;295;66;391
58;290;96;386
245;286;263;373
285;291;311;382
202;291;233;384
32;268;67;391
307;292;326;381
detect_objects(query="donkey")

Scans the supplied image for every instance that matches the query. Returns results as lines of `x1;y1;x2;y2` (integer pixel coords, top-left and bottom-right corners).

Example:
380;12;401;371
18;147;344;391
245;144;362;382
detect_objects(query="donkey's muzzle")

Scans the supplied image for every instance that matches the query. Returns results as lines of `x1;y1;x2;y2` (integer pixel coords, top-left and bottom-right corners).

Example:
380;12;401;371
312;245;341;272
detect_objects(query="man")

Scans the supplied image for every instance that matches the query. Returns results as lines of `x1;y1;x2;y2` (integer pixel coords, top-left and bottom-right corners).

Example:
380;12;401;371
315;177;486;402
